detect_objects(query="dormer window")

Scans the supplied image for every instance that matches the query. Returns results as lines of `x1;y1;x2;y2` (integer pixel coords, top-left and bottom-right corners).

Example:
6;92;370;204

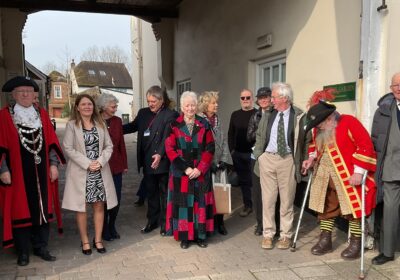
99;70;106;76
88;70;95;75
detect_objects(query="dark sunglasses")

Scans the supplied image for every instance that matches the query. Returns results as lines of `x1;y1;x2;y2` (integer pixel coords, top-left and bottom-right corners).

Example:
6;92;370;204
240;96;251;100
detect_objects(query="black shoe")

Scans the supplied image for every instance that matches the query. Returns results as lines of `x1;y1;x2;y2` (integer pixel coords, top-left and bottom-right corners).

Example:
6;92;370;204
180;240;190;249
134;198;145;207
239;207;253;217
33;248;56;261
102;233;114;242
196;239;208;248
160;229;166;236
17;253;29;266
372;253;394;265
93;239;106;254
81;242;92;255
217;224;228;235
254;225;263;236
141;223;158;234
110;227;120;240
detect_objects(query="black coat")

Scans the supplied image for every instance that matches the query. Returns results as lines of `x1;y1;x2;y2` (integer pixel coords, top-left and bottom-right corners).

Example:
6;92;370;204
123;107;178;174
371;92;395;203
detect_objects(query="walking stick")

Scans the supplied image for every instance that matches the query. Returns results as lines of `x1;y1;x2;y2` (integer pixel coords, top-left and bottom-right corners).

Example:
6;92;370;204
359;172;368;280
291;171;313;252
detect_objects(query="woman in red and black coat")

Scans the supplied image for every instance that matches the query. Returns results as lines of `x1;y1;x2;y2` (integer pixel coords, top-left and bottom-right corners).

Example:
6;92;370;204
165;91;215;249
97;93;128;241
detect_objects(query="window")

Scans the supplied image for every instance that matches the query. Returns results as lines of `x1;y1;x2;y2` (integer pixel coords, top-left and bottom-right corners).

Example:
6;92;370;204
99;70;106;76
54;85;62;99
88;69;95;75
256;55;286;89
176;79;191;110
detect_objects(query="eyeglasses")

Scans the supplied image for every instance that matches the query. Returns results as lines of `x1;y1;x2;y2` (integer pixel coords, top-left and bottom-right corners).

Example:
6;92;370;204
390;84;400;89
13;90;36;94
271;95;282;99
240;96;251;100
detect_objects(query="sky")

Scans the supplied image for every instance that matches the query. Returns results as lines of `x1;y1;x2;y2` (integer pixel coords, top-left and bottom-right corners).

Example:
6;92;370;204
23;11;132;74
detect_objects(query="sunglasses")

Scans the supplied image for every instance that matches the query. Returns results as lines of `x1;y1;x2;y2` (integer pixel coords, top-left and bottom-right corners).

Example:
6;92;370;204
240;96;251;100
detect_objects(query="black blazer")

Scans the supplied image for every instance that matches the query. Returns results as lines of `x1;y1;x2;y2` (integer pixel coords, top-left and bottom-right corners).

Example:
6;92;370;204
123;107;178;174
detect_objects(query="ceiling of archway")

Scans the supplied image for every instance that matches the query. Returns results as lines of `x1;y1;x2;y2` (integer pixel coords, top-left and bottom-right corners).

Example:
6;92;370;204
0;0;182;22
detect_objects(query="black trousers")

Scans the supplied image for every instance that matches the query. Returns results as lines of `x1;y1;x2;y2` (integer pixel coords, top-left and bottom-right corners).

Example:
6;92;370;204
251;159;263;226
144;173;168;229
13;223;50;255
104;173;123;236
232;151;253;208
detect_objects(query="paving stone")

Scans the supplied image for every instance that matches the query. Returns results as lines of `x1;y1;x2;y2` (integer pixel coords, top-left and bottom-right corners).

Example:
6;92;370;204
292;265;337;278
253;269;301;280
209;271;255;280
166;271;194;279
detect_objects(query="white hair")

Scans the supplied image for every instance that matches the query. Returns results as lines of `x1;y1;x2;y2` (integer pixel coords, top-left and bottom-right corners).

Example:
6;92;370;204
180;91;198;106
97;93;119;111
271;82;293;104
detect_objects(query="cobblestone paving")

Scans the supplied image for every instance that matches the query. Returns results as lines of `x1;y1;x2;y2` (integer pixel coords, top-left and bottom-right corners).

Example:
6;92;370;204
0;120;398;280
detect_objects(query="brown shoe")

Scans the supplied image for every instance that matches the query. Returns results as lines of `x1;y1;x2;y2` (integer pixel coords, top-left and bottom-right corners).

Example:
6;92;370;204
276;237;291;250
311;230;332;256
341;235;361;260
261;237;273;249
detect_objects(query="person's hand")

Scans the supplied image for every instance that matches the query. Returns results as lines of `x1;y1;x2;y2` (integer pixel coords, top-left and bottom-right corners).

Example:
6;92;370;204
188;168;201;179
218;161;227;171
185;167;193;176
349;173;363;186
0;171;11;185
89;160;101;172
123;169;128;174
301;157;315;175
49;165;59;182
151;154;161;169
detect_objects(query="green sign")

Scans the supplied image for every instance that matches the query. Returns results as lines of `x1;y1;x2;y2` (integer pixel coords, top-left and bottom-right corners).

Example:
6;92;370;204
323;82;356;102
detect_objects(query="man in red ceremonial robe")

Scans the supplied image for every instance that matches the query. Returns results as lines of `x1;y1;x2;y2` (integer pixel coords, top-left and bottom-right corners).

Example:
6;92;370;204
302;100;376;260
0;76;65;266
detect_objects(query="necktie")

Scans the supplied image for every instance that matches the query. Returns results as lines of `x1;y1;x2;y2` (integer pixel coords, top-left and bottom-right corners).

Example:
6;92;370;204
277;112;286;157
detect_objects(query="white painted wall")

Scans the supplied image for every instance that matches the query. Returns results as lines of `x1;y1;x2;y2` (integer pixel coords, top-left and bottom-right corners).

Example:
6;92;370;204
165;0;362;127
131;17;160;115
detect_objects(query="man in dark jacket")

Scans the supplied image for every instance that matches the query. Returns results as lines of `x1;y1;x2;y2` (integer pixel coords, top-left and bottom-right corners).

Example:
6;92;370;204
228;89;257;217
123;86;178;235
371;72;400;265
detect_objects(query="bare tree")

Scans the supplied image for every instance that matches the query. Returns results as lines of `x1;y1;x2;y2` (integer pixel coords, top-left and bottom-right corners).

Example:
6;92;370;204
41;61;62;75
80;45;131;74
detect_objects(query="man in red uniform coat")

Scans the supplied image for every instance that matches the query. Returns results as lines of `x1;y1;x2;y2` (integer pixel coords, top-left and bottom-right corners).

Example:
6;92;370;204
302;100;376;260
0;76;65;266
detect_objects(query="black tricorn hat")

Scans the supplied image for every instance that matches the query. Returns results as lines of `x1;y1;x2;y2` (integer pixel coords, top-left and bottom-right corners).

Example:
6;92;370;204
304;100;336;132
2;76;39;92
256;87;272;98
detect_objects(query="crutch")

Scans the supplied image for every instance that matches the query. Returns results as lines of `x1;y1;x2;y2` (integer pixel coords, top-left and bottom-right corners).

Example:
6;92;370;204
359;172;368;280
291;171;313;252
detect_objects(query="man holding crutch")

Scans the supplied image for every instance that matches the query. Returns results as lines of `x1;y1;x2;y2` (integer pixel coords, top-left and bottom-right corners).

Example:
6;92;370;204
302;100;376;260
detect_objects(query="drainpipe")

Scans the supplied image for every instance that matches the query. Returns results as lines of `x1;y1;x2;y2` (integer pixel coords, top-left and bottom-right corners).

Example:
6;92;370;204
358;0;388;131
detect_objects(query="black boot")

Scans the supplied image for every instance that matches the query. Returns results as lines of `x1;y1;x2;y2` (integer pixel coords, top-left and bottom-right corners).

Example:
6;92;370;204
109;206;120;239
215;214;228;235
103;208;113;241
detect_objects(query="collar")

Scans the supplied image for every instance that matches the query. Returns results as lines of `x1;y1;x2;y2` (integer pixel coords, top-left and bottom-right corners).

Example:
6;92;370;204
13;103;41;128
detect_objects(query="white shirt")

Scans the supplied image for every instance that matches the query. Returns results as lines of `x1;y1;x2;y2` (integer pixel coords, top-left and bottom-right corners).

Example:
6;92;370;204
265;107;291;153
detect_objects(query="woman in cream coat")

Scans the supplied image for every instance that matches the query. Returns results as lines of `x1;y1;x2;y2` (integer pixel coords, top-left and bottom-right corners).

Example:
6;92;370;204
62;94;117;255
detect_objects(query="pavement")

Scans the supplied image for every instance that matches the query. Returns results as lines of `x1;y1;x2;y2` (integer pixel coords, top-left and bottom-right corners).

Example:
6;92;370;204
0;119;399;280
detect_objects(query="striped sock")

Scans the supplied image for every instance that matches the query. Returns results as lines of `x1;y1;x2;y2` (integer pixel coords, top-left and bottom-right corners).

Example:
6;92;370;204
349;220;361;237
320;218;334;232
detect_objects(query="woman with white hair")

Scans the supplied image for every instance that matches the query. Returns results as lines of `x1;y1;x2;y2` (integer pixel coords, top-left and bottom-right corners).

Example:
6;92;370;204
165;91;215;249
97;93;128;241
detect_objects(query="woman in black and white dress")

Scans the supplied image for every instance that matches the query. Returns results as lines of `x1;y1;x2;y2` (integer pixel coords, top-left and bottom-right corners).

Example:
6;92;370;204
62;94;117;255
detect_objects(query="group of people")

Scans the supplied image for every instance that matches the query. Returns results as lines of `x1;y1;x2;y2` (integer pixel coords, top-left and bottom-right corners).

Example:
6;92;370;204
0;73;399;266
